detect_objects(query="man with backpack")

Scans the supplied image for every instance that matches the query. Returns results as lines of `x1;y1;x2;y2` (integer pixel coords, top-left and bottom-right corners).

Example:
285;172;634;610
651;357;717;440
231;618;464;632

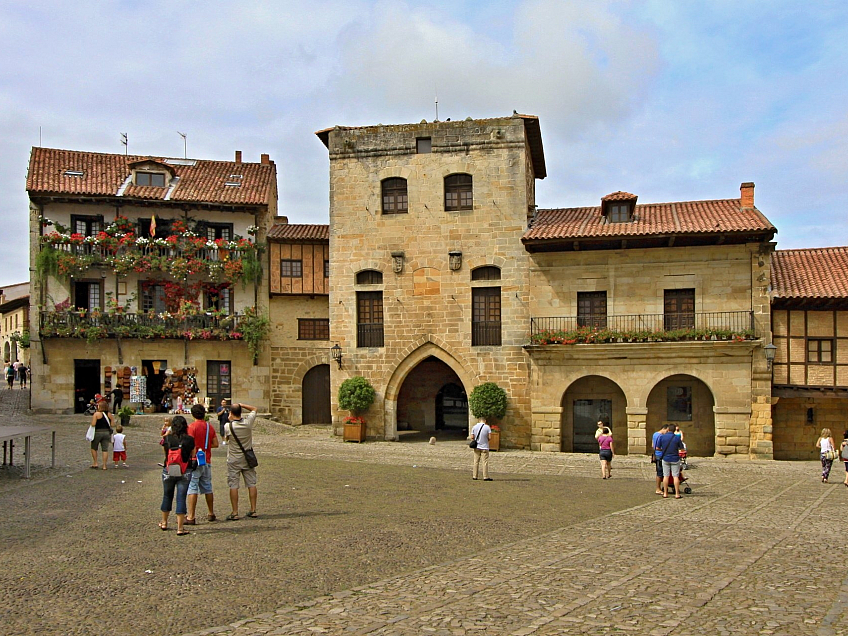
185;404;219;525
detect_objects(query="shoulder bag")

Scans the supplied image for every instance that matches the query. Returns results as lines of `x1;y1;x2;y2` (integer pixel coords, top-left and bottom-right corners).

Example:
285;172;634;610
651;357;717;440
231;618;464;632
469;424;483;449
229;421;258;468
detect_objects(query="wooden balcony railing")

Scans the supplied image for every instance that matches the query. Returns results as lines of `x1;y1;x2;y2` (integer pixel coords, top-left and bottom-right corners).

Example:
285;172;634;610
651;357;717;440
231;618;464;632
530;311;756;344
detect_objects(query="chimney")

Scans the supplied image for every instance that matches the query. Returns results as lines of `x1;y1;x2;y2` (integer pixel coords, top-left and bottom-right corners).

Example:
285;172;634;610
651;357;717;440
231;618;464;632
234;150;242;163
740;182;755;208
260;153;270;165
275;215;289;224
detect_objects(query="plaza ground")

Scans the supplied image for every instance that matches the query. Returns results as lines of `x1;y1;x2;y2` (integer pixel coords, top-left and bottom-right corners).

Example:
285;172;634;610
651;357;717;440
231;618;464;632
1;389;846;635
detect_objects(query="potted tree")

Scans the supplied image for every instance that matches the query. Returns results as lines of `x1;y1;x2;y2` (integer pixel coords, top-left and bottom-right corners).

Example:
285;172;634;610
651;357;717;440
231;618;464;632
117;405;135;427
338;376;375;443
468;382;508;451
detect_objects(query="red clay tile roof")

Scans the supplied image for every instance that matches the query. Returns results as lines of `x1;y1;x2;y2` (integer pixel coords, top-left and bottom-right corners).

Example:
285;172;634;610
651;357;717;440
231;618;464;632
27;148;275;206
601;191;637;202
771;247;848;299
316;113;546;179
267;223;329;242
523;198;775;242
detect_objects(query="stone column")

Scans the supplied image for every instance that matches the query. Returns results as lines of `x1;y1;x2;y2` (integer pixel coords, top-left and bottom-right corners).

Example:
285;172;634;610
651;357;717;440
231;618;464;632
626;407;648;455
714;406;751;457
531;406;562;452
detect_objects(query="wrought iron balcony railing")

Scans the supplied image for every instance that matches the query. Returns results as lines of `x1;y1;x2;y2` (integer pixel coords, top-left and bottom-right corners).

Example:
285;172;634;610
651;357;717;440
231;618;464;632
530;311;756;344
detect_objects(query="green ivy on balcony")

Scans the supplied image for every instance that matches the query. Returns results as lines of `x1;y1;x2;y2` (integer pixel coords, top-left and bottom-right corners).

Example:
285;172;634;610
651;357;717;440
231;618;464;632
36;216;262;285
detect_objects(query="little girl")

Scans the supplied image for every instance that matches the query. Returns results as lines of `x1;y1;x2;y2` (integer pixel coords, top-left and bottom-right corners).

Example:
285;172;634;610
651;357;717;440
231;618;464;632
112;424;128;468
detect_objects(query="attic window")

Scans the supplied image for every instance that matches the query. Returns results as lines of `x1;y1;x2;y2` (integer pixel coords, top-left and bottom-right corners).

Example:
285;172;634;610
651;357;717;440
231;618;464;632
135;171;166;187
608;203;631;223
64;170;85;177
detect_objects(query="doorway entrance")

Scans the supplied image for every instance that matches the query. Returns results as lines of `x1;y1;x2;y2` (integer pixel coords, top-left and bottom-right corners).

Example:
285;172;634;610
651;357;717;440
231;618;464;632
302;364;331;424
396;356;467;441
142;359;168;412
573;399;612;453
206;360;232;405
74;359;100;413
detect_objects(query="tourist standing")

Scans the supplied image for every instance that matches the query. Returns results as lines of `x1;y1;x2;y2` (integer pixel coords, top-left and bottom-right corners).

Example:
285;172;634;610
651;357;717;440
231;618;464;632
652;423;670;494
225;403;259;520
470;418;492;481
217;399;230;437
655;424;685;499
112;424;128;468
89;402;113;470
816;428;837;483
598;427;614;479
185;404;218;525
111;386;123;414
5;363;14;389
17;363;27;389
159;416;195;535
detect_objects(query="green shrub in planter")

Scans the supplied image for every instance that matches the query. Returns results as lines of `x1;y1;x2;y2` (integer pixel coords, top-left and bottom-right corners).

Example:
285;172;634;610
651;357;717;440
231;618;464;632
338;376;376;414
469;382;507;421
117;405;135;425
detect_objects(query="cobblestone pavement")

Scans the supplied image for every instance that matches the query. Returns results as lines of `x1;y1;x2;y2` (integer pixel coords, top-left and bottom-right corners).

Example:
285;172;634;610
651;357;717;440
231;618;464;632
2;390;847;635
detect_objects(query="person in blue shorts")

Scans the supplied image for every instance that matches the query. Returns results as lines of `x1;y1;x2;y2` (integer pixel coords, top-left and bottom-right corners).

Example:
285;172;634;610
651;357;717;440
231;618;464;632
652;423;669;494
655;423;685;499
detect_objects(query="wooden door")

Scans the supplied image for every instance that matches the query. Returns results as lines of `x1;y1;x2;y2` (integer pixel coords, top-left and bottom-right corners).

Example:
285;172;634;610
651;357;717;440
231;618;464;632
302;364;331;424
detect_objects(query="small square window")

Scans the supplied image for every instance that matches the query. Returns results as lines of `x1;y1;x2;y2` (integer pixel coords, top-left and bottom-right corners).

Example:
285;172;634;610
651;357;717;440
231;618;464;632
608;204;630;223
281;259;303;278
136;172;167;187
416;137;431;154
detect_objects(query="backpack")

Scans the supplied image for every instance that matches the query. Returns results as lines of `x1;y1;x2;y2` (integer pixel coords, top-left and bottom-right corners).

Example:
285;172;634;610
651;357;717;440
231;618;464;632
166;441;188;477
841;443;848;461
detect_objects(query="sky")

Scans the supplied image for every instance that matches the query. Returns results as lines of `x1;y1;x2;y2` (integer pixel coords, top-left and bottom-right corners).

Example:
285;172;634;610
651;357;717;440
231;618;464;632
1;0;847;286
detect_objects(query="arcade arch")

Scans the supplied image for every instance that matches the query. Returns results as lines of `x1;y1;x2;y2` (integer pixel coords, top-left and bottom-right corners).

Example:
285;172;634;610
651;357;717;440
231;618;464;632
561;375;628;454
645;374;716;456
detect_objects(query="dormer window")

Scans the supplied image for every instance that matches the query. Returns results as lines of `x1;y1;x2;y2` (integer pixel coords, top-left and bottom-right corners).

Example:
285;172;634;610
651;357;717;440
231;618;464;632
135;171;166;187
600;191;638;224
608;203;630;223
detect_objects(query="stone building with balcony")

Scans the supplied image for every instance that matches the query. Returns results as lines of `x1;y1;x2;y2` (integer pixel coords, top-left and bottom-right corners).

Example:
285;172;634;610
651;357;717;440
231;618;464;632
770;247;848;459
313;114;779;458
27;148;275;413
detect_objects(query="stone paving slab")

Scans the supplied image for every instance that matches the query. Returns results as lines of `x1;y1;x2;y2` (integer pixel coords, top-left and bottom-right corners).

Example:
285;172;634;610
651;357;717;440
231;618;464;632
181;430;848;636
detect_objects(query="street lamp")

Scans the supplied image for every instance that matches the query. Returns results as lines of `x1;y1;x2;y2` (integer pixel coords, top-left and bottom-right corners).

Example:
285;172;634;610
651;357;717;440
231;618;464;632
330;343;343;370
764;343;777;370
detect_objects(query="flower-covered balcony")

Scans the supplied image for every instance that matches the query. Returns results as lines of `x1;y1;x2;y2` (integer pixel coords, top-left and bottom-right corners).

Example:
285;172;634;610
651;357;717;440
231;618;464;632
529;311;757;345
36;216;262;284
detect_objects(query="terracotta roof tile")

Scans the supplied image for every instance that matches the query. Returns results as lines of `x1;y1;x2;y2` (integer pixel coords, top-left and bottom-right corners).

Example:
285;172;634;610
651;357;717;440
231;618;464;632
27;147;275;206
267;223;329;242
601;191;637;202
523;198;775;242
771;247;848;299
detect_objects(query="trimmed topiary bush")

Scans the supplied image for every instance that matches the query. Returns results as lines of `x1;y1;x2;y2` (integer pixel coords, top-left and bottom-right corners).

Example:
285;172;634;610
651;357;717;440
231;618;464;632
468;382;507;421
338;376;376;414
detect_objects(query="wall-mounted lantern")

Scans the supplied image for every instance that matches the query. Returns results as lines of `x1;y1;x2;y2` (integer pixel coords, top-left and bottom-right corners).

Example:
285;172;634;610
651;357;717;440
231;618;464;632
448;250;462;271
330;343;343;370
391;251;404;274
764;343;777;371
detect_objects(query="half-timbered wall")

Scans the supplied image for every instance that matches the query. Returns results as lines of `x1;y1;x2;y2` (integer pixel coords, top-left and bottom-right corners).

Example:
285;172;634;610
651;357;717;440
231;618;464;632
270;242;330;295
772;309;848;387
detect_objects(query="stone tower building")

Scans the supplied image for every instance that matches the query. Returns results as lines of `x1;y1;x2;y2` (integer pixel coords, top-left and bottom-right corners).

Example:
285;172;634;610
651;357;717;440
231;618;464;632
316;115;546;445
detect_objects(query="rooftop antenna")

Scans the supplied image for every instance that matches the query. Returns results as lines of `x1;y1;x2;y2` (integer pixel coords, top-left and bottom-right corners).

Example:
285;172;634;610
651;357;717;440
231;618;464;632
434;91;439;122
177;131;187;158
120;132;128;156
39;126;42;147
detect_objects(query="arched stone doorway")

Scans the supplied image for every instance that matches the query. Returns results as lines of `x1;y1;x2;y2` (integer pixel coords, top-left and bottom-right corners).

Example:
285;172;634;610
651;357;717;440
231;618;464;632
396;356;468;440
645;374;716;456
561;376;628;454
3;341;9;363
302;364;331;424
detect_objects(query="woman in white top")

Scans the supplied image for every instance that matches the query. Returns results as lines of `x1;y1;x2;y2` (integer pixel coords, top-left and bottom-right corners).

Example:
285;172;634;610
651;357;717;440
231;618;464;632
816;428;836;483
840;430;848;488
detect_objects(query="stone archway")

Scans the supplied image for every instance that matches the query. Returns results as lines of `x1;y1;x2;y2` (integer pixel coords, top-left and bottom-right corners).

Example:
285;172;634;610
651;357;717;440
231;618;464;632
395;358;467;440
645;374;716;456
384;341;476;441
561;376;628;454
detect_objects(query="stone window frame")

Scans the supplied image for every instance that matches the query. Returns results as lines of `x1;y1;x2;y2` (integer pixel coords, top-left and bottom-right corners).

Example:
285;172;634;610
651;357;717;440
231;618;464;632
355;269;383;285
577;291;607;329
445;173;473;211
298;318;330;341
471;266;501;281
381;177;408;214
472;286;501;346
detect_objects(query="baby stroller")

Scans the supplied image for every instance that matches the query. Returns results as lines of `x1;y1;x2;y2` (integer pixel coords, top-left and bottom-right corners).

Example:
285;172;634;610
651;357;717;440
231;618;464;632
666;454;692;495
